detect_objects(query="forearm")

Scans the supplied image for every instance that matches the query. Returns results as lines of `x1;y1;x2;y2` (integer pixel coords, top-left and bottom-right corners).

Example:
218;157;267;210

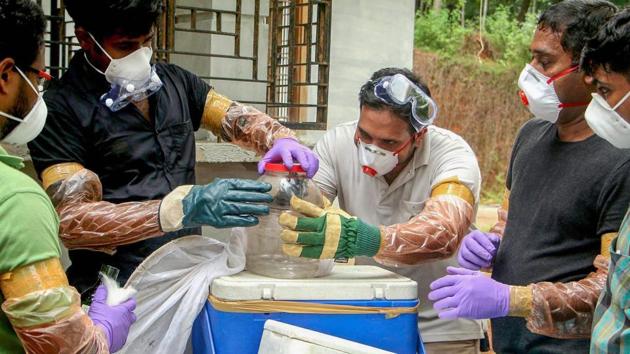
4;290;110;354
508;254;609;339
201;90;295;154
46;166;163;254
1;259;109;353
375;194;473;266
56;198;163;254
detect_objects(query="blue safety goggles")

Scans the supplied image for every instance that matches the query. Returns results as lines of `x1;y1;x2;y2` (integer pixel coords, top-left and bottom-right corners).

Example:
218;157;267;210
374;73;438;131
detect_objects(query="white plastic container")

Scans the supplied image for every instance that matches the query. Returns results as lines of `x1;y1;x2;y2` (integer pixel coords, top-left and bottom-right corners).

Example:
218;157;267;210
246;162;333;278
258;320;395;354
211;265;418;301
197;265;422;354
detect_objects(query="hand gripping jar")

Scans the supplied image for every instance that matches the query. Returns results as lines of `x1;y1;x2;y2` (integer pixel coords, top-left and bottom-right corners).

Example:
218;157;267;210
245;163;334;278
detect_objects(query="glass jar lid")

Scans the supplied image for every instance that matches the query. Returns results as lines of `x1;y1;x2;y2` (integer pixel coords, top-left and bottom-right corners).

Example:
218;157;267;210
264;163;306;174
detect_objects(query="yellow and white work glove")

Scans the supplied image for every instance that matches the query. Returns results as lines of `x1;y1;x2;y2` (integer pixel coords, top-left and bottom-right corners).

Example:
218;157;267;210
278;196;382;259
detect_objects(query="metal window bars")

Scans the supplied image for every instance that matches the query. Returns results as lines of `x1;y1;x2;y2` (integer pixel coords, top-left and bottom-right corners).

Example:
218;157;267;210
38;0;331;130
267;0;330;130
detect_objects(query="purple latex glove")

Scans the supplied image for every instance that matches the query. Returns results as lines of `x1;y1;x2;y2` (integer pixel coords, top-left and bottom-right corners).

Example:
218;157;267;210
88;285;137;352
257;138;319;178
457;230;501;270
428;266;509;320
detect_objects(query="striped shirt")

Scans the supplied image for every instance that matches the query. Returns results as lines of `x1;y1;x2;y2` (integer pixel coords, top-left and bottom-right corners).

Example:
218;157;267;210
591;207;630;354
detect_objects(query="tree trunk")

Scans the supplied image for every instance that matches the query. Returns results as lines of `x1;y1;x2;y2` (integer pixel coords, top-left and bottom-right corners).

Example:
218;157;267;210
433;0;442;12
517;0;532;23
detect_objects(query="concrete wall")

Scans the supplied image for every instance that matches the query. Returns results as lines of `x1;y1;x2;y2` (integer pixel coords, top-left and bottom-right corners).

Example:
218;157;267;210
296;0;416;145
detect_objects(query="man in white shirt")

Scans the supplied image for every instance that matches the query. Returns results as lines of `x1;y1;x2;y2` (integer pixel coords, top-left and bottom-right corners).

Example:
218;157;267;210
278;68;483;353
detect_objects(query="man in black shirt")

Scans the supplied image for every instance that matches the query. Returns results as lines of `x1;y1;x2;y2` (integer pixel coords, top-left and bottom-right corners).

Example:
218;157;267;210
428;1;630;353
27;0;319;297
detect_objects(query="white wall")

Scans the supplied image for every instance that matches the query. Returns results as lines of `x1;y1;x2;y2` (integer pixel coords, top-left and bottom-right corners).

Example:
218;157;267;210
297;0;415;145
328;0;415;129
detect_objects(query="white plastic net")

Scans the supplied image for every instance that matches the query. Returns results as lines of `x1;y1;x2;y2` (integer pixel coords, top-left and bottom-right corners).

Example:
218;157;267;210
118;233;246;354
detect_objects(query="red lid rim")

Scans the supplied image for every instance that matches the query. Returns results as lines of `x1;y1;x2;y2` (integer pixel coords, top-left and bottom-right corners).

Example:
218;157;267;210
264;162;306;174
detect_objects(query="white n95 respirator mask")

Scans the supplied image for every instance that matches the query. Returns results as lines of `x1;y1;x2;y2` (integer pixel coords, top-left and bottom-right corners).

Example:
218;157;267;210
86;33;163;111
357;138;413;177
518;64;588;123
585;92;630;149
0;66;47;145
88;32;152;85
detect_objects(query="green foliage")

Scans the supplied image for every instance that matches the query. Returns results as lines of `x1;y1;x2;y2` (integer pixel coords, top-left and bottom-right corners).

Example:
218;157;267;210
414;10;472;57
481;171;506;205
415;6;537;69
484;7;537;66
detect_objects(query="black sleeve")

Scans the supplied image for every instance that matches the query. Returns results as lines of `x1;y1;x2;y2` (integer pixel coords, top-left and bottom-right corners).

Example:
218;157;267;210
28;90;89;176
596;158;630;236
505;143;516;190
171;65;212;131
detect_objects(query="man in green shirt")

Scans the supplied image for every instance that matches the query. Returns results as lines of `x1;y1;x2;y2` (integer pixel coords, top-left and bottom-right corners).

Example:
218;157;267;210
0;0;135;352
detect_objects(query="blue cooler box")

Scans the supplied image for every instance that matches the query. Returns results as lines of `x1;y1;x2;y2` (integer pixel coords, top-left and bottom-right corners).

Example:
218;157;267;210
192;265;424;354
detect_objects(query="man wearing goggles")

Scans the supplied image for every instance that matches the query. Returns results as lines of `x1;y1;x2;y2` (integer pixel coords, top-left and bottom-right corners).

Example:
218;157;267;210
278;67;483;354
429;1;630;353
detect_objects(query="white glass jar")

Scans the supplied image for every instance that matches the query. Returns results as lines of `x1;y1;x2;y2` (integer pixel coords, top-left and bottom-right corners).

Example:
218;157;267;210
245;163;334;278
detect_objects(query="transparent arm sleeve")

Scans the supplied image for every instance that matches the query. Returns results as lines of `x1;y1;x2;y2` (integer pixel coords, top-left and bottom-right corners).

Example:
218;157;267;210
201;90;296;154
50;168;163;254
509;254;609;339
220;104;296;154
2;287;109;353
489;189;509;237
374;195;473;267
1;259;108;353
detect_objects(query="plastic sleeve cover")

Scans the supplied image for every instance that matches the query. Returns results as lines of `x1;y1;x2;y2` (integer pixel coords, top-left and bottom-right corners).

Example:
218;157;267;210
374;195;474;267
2;286;109;353
525;254;609;339
51;168;163;254
220;104;296;155
489;189;509;237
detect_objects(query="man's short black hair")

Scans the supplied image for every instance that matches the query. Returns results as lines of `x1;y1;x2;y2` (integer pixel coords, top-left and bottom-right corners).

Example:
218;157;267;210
359;67;432;134
581;8;630;81
538;0;618;64
65;0;162;39
0;0;46;68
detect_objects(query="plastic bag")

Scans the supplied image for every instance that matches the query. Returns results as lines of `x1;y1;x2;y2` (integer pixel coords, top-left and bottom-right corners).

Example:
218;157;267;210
118;233;246;354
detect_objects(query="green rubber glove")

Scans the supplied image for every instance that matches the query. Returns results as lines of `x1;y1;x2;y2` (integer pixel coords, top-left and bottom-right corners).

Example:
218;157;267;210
181;178;273;228
278;196;382;259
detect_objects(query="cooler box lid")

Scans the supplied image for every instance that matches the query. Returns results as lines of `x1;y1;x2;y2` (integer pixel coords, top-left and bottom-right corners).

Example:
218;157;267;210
211;265;418;301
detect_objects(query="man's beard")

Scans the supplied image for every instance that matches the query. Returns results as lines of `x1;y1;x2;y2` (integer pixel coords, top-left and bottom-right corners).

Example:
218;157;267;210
0;81;31;140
